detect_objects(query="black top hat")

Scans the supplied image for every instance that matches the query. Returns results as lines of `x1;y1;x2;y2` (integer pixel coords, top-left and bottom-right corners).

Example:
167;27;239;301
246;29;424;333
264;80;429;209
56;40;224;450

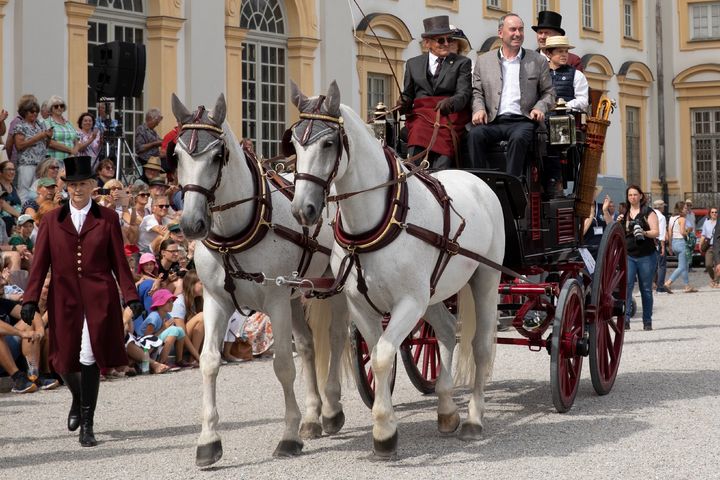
421;15;453;38
61;156;96;182
532;11;565;35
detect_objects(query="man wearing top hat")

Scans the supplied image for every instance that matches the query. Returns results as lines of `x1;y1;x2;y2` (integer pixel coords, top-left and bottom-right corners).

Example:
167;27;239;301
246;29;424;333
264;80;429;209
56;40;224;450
399;15;472;169
20;155;145;447
533;10;584;72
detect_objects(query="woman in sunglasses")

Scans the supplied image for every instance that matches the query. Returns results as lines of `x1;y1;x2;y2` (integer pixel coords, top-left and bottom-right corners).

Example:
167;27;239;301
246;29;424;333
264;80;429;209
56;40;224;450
45;95;79;168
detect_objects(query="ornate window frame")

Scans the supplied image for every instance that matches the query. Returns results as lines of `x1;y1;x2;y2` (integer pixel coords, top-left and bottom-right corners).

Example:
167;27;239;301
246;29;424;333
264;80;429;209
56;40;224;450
579;0;604;42
533;0;559;21
617;61;653;190
483;0;513;20
672;64;720;198
354;13;413;120
678;0;720;51
619;0;643;50
425;0;459;12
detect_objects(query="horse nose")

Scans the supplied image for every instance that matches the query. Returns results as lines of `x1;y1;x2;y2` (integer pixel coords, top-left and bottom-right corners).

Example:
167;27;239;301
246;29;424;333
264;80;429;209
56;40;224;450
291;202;317;226
194;219;207;233
304;204;317;223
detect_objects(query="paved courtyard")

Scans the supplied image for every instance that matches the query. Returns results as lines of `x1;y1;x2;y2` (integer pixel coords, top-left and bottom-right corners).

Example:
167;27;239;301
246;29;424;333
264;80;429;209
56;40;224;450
1;269;719;479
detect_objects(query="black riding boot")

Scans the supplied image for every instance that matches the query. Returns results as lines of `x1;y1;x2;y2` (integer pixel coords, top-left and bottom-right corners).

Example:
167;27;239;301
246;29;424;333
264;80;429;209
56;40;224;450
79;363;100;447
60;372;82;431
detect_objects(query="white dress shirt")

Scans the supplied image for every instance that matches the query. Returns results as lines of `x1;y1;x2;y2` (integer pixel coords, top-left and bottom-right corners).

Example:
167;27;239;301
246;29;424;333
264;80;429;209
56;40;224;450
654;208;667;242
69;199;92;233
428;51;441;76
498;49;522;116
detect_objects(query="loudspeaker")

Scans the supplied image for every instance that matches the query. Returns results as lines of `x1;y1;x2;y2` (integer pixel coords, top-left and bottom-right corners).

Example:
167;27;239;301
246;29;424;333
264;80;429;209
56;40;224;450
91;41;146;98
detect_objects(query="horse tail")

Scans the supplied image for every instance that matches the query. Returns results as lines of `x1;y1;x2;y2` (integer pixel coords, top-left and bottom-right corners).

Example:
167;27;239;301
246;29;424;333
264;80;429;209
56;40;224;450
305;298;332;392
453;284;477;386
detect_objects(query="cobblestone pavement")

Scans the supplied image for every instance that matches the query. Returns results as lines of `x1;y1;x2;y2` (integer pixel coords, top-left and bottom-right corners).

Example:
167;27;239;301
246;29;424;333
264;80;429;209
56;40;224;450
1;269;719;479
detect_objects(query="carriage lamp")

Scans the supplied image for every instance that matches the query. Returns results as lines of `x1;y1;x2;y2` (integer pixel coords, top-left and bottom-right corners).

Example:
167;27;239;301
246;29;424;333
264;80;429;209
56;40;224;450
548;101;576;147
372;102;389;144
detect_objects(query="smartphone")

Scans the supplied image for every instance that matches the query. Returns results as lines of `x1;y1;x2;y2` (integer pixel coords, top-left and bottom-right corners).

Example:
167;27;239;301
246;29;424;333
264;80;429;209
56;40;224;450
98;188;111;195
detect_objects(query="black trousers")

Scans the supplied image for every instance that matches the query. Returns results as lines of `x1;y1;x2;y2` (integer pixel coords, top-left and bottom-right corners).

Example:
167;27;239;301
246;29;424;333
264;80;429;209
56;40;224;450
467;115;535;176
408;145;452;170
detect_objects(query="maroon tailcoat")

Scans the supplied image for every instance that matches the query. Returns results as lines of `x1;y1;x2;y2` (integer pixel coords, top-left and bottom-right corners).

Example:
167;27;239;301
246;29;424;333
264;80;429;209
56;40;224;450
23;201;139;374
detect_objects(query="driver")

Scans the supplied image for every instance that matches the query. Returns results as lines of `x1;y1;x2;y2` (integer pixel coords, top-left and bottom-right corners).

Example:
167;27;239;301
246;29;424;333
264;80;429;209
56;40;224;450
398;15;472;170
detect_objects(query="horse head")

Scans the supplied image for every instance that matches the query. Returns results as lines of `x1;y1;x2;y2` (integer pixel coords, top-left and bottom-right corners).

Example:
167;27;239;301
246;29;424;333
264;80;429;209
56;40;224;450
172;92;227;239
288;80;345;226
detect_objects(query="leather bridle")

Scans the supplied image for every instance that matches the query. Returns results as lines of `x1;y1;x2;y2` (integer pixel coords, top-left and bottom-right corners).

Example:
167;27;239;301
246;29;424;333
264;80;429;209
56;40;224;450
178;106;228;206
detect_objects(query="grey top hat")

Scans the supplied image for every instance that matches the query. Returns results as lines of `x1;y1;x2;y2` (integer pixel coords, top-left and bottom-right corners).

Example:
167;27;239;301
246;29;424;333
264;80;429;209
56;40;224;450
421;15;453;38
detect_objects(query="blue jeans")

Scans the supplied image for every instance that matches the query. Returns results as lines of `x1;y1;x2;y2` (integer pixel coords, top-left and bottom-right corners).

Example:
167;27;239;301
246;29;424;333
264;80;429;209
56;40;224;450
656;248;667;290
626;250;657;326
668;238;689;286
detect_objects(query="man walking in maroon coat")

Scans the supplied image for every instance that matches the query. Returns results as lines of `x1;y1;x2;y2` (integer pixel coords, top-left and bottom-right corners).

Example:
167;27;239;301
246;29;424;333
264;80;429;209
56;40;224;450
21;156;145;447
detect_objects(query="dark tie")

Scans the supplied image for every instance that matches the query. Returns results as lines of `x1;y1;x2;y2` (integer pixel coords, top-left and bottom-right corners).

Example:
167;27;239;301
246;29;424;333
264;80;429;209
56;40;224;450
433;57;444;80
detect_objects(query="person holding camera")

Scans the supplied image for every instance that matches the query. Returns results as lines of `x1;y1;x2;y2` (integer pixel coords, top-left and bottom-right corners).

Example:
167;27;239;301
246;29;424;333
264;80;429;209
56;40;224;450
616;185;660;331
665;201;698;294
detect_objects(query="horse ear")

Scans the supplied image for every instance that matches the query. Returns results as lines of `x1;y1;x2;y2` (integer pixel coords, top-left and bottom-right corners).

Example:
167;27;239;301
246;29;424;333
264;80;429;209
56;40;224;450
290;80;308;110
210;93;226;125
325;80;341;116
171;93;192;124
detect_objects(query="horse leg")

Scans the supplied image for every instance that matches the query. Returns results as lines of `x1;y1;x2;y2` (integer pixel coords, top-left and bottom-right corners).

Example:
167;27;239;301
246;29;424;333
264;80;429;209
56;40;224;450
459;268;499;441
267;298;304;457
320;294;349;434
290;297;323;440
196;295;231;467
423;303;461;434
371;298;425;459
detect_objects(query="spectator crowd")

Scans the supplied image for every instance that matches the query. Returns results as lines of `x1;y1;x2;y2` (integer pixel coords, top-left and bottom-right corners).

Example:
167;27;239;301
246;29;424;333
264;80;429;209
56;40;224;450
0;94;270;395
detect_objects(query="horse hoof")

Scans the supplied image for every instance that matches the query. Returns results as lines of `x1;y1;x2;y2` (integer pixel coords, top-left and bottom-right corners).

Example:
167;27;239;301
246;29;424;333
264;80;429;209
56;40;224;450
372;431;398;459
321;411;345;435
272;440;303;457
458;422;483;442
299;422;323;440
438;412;461;434
196;439;223;467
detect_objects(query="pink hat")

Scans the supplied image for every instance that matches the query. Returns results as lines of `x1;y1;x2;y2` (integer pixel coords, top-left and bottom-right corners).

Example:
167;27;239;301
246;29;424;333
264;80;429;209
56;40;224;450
150;289;176;310
137;252;158;274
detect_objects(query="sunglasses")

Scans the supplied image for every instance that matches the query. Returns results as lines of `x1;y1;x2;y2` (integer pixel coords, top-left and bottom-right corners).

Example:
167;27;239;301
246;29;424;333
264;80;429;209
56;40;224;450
109;186;123;191
156;204;170;209
164;249;179;253
48;166;60;170
137;193;150;197
53;104;66;109
432;36;456;45
712;211;718;214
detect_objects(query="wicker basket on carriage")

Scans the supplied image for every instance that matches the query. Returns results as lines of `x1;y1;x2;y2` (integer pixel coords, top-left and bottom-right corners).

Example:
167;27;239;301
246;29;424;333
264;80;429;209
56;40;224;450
575;98;614;218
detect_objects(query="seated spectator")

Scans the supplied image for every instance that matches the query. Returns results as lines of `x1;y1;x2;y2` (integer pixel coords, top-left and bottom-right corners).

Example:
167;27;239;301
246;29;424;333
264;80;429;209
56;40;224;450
22;177;58;216
0;295;57;392
136;252;159;284
138;195;171;253
121;306;169;375
168;269;203;367
140;156;164;185
28;158;62;202
9;215;35;270
145;175;171;214
136;289;187;368
122;183;150;248
0;182;20;237
95;158;116;188
223;310;252;363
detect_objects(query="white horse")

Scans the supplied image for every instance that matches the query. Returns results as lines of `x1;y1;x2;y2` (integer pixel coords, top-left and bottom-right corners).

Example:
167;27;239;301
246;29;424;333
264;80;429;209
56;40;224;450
288;81;504;458
172;93;349;466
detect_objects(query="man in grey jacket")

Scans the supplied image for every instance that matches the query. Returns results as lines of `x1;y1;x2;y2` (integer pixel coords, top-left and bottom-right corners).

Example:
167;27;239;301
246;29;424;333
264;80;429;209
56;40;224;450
467;13;555;177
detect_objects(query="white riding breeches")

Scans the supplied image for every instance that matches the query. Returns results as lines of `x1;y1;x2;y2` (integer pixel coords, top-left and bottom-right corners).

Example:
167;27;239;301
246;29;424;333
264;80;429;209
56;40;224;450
79;318;96;365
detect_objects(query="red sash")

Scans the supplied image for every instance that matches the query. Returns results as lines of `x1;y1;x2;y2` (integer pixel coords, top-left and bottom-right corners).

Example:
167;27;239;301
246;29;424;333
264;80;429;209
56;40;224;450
405;96;471;158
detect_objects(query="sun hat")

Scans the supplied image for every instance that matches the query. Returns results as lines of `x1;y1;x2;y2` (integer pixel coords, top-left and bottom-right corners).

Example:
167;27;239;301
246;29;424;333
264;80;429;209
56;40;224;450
168;223;182;233
137;252;158;274
144;156;164;172
150;289;177;311
37;177;57;188
543;35;574;50
17;214;34;226
652;199;666;208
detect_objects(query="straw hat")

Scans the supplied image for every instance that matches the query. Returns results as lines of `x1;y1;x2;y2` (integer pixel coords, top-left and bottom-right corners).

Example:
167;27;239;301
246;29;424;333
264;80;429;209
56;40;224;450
543;35;575;50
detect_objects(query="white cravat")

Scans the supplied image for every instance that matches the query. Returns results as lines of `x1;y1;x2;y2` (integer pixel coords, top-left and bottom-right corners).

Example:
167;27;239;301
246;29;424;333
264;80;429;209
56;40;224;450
69;199;92;233
428;51;440;76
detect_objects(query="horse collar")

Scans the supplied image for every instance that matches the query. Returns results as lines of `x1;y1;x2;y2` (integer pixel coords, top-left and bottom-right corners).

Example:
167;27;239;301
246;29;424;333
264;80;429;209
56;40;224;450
333;148;409;254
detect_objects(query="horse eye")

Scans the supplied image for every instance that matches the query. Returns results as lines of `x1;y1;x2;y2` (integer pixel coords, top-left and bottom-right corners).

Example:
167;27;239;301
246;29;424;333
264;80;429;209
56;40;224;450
322;139;334;149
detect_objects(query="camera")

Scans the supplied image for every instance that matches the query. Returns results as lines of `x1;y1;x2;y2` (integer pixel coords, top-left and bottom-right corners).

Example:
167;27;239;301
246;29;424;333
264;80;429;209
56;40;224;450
629;220;645;243
169;264;186;278
97;188;111;195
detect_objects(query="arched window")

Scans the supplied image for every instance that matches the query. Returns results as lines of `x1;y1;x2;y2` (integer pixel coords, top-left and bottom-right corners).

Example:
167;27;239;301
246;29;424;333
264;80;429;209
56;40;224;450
87;0;146;169
241;0;288;159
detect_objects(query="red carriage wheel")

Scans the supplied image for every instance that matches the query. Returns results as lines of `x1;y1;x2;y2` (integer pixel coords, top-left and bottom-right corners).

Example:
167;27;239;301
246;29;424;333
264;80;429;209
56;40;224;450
589;222;627;395
350;325;396;408
399;320;438;394
550;279;585;413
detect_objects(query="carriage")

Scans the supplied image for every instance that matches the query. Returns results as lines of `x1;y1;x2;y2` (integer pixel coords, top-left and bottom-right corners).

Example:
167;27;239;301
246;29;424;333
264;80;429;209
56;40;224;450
351;96;626;413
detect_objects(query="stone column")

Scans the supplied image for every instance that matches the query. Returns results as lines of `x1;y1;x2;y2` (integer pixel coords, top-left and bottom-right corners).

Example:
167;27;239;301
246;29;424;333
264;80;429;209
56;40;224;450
225;26;248;132
65;1;96;124
287;37;320;123
146;15;185;134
